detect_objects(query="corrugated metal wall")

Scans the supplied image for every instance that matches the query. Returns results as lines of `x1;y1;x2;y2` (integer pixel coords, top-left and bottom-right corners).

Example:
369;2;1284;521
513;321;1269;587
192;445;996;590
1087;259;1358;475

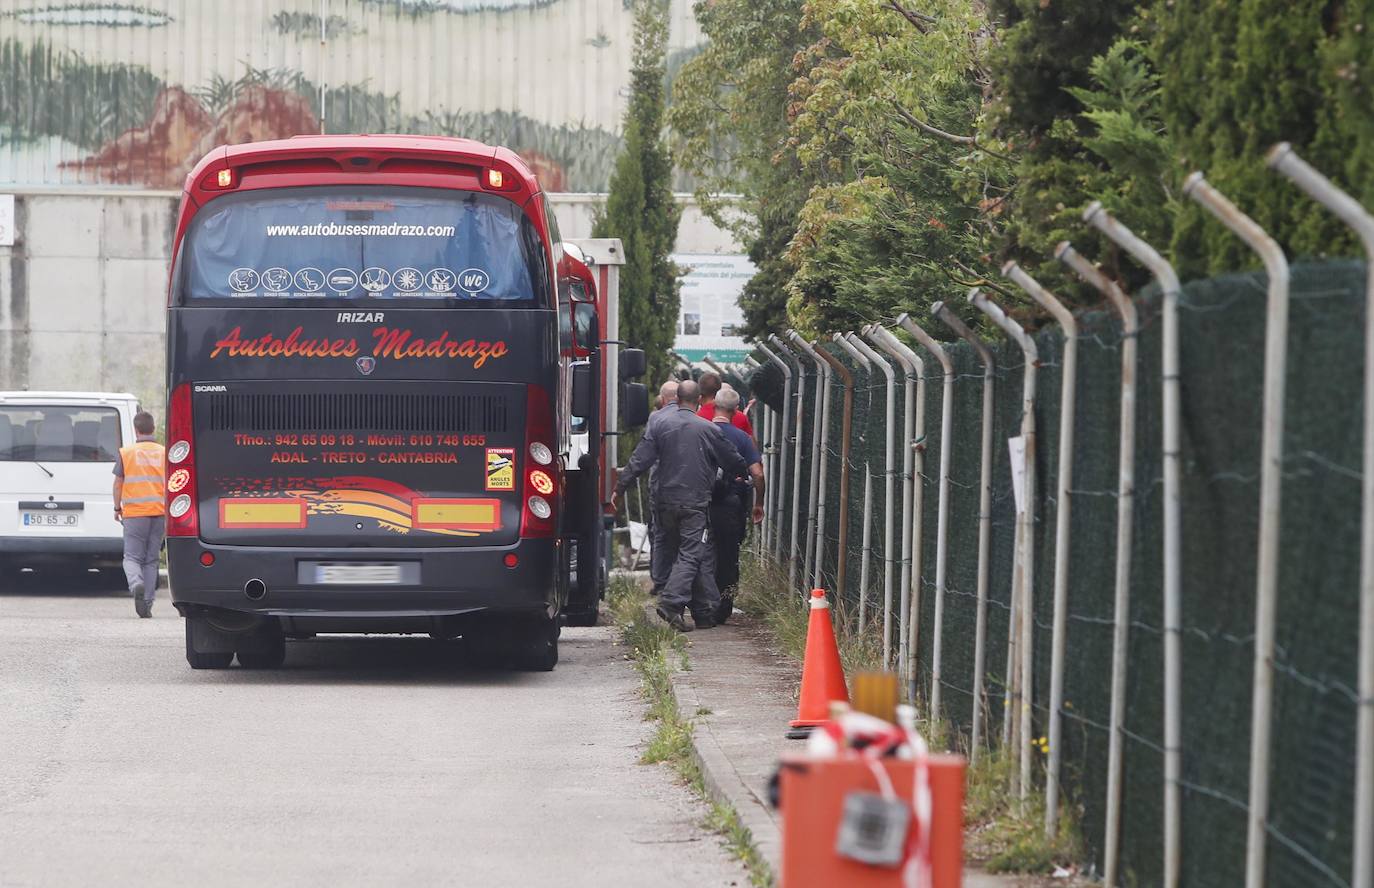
0;0;703;191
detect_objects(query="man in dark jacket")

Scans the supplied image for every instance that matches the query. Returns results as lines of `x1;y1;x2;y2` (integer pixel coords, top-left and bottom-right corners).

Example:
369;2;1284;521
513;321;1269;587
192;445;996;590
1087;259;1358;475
706;386;764;624
613;380;747;632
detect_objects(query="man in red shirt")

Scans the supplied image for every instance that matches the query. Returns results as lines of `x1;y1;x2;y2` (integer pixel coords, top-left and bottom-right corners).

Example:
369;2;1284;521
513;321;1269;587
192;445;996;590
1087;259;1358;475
697;372;754;439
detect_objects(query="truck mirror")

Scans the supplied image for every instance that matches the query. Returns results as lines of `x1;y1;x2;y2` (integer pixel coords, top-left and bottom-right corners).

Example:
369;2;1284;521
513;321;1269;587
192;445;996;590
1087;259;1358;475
619;348;647;380
571;303;598;357
571;362;594;419
620;382;649;428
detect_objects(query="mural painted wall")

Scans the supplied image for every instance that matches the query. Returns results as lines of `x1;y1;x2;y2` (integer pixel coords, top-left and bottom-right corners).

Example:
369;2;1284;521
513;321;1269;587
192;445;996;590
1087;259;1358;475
0;0;705;191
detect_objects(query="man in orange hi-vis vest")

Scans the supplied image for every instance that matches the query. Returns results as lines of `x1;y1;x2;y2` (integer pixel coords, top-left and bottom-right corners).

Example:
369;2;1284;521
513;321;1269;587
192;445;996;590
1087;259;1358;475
113;411;166;618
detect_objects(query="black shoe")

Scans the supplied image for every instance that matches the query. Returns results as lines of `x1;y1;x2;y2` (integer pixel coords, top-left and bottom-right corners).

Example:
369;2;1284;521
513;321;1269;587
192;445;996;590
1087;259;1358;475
131;581;148;617
137;600;152;619
655;606;693;633
691;612;716;630
714;596;734;626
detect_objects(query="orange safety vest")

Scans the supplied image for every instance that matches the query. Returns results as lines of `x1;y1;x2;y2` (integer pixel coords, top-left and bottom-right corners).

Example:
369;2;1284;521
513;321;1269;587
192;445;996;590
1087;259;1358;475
119;440;166;518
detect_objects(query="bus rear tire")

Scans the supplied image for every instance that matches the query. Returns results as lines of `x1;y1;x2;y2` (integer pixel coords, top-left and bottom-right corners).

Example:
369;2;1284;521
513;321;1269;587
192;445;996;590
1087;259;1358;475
236;621;287;669
514;616;559;671
185;618;234;670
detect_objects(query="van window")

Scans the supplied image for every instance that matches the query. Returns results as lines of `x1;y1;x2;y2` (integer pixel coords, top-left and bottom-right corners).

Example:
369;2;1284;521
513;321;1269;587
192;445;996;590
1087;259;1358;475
0;406;123;462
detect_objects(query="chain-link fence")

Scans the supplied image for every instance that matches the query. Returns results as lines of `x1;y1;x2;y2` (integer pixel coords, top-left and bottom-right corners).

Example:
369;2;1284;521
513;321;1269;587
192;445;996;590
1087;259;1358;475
742;254;1366;885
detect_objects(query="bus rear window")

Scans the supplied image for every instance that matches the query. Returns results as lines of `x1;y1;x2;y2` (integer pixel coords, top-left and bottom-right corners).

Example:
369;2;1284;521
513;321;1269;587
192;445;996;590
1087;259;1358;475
180;186;547;304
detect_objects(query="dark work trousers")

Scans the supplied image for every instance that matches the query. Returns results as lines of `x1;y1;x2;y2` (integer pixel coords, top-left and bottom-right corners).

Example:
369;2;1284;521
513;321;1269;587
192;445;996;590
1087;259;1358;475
656;503;720;617
649;508;674;594
710;492;747;599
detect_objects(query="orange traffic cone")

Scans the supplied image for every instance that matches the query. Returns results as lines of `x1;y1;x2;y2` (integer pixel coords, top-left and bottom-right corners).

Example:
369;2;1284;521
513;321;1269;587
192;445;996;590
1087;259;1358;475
786;589;850;739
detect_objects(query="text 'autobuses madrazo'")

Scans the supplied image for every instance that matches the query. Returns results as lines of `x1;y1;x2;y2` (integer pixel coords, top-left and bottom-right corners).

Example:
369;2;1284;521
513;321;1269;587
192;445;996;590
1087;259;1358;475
208;326;510;368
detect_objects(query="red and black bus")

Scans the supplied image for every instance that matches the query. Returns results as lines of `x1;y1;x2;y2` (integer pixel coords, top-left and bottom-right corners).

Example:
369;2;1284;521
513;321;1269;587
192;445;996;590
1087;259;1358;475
164;135;645;671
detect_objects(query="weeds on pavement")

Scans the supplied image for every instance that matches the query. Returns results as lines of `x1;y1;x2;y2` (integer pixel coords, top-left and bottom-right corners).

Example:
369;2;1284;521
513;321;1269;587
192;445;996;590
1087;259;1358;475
733;557;885;679
607;575;775;888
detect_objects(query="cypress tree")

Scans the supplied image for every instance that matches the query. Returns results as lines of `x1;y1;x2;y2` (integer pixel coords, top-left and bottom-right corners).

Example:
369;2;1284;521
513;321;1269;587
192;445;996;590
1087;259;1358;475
594;0;681;394
1156;0;1374;274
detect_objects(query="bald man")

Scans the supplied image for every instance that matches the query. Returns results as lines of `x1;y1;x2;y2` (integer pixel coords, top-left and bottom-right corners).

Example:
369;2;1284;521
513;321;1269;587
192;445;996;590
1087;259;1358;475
656;380;679;410
645;379;680;595
615;379;747;632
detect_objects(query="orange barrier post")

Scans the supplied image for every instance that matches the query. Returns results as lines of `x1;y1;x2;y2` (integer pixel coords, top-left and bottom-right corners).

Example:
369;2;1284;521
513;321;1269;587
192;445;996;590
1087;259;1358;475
788;589;850;739
779;753;965;888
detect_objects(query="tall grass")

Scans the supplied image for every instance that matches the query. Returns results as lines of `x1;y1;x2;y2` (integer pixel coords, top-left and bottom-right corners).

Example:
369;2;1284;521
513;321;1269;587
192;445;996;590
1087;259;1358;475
607;574;774;887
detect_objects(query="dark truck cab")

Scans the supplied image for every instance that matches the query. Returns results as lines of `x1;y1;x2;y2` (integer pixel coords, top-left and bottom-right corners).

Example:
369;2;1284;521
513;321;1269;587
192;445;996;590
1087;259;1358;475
165;137;645;671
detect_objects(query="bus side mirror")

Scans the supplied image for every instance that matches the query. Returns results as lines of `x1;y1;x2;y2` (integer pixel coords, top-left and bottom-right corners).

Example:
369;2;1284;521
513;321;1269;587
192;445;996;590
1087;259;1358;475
571;362;594;419
619;348;647;380
571;302;598;357
620;382;649;428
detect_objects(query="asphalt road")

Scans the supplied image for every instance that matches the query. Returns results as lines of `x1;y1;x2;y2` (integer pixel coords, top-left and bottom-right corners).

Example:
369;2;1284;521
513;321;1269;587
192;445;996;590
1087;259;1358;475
0;570;746;888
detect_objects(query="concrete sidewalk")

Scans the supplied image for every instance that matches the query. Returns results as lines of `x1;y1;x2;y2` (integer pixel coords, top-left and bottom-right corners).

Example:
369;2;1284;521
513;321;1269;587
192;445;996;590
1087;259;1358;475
666;609;1040;887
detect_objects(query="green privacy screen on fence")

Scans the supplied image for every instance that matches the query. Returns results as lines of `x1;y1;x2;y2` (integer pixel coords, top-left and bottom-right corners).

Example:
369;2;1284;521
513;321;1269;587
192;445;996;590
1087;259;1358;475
746;260;1363;886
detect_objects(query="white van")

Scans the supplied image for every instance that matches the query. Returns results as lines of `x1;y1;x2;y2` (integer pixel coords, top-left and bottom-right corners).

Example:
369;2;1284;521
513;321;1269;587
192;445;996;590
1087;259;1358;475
0;391;142;572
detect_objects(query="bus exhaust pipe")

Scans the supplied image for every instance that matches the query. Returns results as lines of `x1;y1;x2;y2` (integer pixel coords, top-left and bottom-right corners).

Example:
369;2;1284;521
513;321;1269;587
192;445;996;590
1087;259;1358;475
244;579;268;601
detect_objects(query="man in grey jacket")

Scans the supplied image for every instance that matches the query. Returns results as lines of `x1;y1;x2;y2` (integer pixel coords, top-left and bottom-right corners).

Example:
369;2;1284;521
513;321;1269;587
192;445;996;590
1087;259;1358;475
646;379;679;596
613;380;747;632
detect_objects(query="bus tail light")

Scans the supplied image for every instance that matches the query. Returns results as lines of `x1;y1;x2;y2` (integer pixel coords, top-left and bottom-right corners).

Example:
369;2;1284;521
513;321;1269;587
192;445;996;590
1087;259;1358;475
520;385;557;538
166;383;199;538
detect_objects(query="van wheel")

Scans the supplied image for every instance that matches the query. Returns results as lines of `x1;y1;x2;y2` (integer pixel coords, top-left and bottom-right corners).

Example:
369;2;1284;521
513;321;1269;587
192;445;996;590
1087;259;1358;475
236;621;286;669
185;619;233;669
562;603;599;628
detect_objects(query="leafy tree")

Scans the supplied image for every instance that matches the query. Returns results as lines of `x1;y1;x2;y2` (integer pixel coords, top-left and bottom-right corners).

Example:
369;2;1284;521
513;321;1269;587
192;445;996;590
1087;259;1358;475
594;0;682;392
983;0;1162;299
669;0;816;340
1155;0;1374;275
782;0;1014;334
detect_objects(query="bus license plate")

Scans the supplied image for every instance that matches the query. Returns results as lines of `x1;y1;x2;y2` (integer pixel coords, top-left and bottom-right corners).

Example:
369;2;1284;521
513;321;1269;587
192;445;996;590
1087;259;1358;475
313;563;403;585
22;511;80;529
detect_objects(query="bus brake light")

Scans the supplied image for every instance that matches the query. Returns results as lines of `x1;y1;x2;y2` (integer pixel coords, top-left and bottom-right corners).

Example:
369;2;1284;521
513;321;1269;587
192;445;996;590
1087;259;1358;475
486;169;503;189
165;383;199;539
519;385;557;538
216;168;233;188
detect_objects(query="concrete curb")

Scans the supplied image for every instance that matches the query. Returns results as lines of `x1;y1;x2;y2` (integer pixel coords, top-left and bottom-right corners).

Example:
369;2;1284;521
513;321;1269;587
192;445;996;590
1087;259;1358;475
666;664;782;878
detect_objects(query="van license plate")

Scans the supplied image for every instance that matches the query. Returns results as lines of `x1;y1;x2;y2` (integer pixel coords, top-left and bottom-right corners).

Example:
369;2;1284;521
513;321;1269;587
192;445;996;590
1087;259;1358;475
313;563;402;585
22;511;80;529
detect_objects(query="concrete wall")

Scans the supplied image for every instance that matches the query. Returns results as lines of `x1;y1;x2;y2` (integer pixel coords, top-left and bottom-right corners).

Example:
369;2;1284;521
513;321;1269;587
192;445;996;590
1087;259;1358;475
0;192;175;410
0;190;741;411
0;0;705;193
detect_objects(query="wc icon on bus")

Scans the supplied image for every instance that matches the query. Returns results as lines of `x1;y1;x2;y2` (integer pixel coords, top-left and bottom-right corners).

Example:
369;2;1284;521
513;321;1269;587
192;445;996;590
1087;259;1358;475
458;268;490;295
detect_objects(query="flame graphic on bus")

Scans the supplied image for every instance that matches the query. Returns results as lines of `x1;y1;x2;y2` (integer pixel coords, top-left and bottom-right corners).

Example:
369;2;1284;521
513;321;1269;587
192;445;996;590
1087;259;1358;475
213;475;495;537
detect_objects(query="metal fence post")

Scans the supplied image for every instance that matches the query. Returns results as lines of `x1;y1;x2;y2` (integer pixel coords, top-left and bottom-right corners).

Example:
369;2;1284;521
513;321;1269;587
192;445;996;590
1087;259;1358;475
934;302;994;762
1084;204;1185;888
790;331;827;589
812;342;834;589
898;315;954;724
971;288;1039;802
795;335;834;588
1268;143;1374;888
1056;246;1138;876
836;333;876;629
759;404;774;560
869;325;921;689
847;333;898;665
815;343;856;603
746;352;767;561
757;341;792;562
770;334;808;592
1185;171;1291;888
1004;261;1080;838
